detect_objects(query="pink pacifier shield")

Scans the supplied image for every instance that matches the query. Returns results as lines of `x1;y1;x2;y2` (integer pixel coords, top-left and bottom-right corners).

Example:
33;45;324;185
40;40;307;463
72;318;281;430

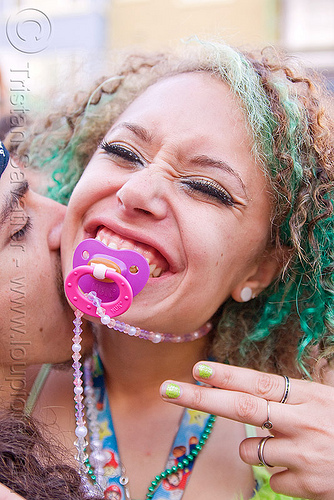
65;239;149;318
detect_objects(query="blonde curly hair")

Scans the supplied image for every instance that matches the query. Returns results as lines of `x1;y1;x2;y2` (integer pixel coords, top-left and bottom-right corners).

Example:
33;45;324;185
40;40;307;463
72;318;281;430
11;39;334;377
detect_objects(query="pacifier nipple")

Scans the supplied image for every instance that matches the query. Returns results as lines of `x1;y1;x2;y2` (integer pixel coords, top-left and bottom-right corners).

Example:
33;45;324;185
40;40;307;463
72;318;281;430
65;239;149;318
92;263;112;280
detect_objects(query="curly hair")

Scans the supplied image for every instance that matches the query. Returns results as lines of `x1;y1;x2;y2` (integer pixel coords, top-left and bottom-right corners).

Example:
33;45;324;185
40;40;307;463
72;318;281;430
11;39;334;377
0;410;103;500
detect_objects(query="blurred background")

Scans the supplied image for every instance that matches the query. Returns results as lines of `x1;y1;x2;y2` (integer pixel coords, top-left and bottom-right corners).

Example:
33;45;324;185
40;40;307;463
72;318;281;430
0;0;333;137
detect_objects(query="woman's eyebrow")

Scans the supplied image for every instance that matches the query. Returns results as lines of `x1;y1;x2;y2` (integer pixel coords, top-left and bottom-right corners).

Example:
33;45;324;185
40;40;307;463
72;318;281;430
109;124;248;197
0;180;29;227
191;155;248;197
112;122;154;144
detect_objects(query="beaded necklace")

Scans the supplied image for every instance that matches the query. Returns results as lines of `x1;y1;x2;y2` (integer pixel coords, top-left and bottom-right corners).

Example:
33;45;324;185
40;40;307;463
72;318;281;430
87;291;212;343
72;308;216;499
85;355;216;500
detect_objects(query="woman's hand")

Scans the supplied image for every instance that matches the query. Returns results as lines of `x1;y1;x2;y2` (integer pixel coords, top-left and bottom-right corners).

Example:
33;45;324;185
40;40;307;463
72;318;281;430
160;361;334;500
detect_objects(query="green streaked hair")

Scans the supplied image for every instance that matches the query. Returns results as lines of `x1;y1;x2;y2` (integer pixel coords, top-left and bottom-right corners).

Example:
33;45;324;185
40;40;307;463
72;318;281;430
13;40;334;376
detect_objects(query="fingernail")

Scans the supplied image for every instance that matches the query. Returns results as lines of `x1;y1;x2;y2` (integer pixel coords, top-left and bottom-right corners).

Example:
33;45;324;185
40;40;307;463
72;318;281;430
163;382;181;399
197;363;213;379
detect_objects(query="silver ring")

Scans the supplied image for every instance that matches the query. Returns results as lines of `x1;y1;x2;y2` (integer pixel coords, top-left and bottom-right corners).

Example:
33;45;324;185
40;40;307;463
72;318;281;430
261;400;273;430
257;435;274;467
280;375;290;404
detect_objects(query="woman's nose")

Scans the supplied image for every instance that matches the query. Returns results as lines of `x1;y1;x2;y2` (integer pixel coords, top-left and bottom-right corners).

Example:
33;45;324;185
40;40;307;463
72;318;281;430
116;169;168;219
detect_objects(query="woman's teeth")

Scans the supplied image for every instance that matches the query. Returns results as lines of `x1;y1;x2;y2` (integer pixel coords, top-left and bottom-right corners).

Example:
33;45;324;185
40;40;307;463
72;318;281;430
95;232;163;278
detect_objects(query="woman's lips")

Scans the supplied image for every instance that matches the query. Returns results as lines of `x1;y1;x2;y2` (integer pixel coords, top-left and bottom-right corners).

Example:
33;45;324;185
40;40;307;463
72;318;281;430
96;226;168;278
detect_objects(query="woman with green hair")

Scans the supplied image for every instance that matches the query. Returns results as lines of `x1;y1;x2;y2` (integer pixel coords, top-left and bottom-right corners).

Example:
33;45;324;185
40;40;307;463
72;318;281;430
15;39;333;500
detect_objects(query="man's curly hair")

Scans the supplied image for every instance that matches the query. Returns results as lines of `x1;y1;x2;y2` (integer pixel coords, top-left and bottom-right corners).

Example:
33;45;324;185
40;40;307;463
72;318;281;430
11;39;334;377
0;410;103;500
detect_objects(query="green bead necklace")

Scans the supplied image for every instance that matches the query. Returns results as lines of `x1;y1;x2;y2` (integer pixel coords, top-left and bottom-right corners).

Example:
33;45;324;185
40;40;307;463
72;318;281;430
84;413;216;499
79;354;217;499
145;414;216;500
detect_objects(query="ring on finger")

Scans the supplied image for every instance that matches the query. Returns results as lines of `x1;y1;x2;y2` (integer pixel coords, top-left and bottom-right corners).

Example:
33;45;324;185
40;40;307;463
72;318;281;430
257;435;274;467
261;400;273;430
280;375;290;404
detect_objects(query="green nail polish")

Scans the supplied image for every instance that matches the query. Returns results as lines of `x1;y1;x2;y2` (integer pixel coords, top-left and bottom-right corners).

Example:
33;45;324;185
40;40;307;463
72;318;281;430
198;364;213;379
165;383;181;399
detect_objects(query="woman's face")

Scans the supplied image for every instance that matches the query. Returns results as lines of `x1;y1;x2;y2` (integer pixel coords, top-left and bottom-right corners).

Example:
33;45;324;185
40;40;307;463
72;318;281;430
62;72;273;335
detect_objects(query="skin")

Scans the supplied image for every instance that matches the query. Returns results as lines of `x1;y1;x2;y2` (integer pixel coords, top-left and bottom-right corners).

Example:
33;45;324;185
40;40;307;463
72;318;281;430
8;71;333;500
0;156;92;406
161;361;334;500
61;72;280;335
34;71;334;500
0;484;25;500
51;72;281;499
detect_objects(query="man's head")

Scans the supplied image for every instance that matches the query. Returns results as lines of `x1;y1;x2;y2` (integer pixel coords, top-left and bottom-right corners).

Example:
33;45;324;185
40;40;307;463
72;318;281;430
0;142;92;373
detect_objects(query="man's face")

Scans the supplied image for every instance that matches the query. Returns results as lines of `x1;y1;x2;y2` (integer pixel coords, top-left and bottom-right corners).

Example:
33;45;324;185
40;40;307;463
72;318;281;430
0;150;91;367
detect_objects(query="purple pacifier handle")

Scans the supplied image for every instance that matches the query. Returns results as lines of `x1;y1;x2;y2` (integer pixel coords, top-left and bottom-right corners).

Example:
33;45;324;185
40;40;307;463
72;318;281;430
65;238;150;318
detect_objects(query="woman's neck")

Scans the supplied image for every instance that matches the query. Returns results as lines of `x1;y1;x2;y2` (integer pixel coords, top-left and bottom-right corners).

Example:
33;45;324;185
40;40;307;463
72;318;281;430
97;326;208;398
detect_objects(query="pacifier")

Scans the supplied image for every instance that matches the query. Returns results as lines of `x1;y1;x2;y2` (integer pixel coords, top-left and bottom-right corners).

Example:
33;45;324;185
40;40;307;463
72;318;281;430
65;238;150;318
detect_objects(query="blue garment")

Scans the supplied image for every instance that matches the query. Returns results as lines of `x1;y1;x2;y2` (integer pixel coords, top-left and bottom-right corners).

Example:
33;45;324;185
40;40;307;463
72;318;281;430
91;356;213;500
0;141;9;177
89;357;307;500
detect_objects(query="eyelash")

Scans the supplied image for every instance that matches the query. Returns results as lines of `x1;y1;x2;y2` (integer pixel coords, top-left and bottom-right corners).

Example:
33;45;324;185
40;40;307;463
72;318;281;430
181;179;234;206
10;217;32;242
100;141;144;166
99;141;234;206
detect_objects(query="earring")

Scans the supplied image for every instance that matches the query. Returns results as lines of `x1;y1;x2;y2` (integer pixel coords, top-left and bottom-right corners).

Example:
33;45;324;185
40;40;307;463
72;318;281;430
240;287;253;302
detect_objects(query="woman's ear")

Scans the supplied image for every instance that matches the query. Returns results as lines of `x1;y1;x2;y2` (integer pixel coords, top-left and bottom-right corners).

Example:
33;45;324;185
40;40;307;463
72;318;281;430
231;247;287;303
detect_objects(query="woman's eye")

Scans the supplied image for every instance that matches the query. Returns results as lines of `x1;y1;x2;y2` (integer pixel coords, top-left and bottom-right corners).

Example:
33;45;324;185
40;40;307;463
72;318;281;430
10;217;32;242
180;179;234;206
99;141;144;167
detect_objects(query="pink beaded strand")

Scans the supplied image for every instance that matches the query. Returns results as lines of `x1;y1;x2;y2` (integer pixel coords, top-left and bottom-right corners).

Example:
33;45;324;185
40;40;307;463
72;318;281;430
71;292;213;495
84;357;110;490
72;309;102;496
86;291;212;343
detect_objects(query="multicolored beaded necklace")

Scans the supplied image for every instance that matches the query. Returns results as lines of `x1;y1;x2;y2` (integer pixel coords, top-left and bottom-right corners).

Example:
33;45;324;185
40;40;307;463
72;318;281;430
72;308;216;499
